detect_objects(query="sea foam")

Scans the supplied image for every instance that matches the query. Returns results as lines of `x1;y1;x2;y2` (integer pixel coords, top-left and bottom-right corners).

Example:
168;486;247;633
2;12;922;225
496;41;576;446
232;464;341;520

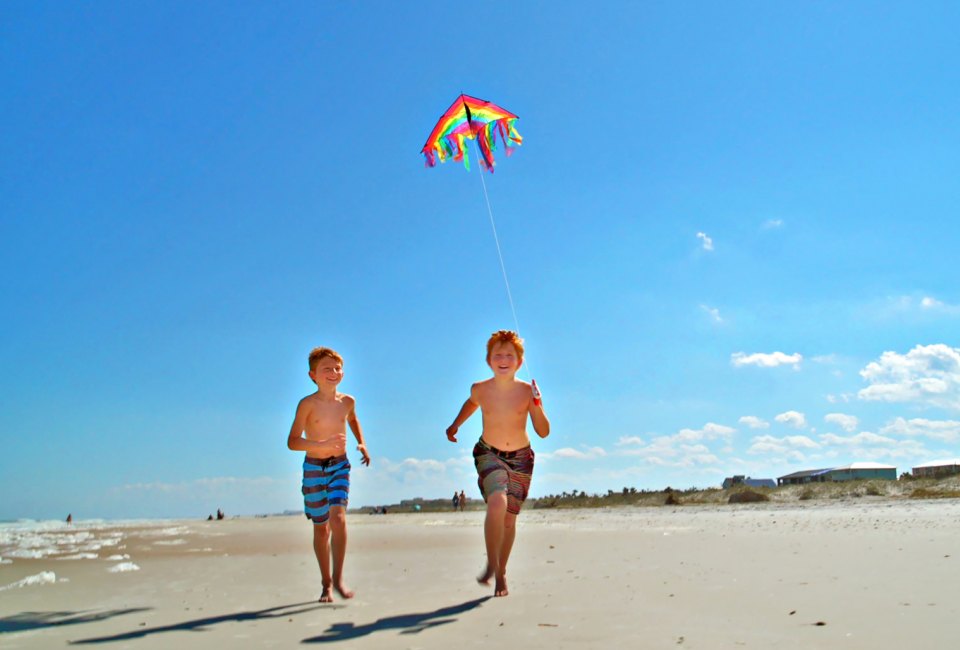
0;571;57;591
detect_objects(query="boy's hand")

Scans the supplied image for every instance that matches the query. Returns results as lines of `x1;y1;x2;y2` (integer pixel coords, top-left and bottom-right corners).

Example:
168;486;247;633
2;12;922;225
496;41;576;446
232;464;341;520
357;444;370;466
446;425;458;443
531;379;543;407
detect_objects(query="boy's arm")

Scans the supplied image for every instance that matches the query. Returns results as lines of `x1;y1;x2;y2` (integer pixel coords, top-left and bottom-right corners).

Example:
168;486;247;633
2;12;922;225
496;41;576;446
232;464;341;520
346;397;370;466
286;399;326;455
446;384;480;443
528;382;550;438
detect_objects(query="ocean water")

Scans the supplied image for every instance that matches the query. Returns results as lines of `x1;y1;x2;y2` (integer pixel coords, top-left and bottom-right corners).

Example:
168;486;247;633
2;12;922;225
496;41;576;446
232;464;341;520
0;518;180;566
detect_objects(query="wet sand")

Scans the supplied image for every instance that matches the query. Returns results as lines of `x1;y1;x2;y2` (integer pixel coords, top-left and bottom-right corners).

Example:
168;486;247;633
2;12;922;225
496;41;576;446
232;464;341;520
2;500;958;648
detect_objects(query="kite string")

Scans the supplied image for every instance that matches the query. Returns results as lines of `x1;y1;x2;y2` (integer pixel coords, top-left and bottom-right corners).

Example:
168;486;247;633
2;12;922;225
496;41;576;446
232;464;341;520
475;147;533;378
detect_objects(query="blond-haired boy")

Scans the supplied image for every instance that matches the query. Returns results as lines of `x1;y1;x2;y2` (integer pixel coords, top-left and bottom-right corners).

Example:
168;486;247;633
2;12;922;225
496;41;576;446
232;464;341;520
446;330;550;596
287;346;370;602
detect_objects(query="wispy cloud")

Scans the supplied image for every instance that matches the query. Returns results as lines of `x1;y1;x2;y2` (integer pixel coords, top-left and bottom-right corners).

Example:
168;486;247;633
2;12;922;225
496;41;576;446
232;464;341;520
738;415;770;429
375;456;471;483
858;344;960;411
696;231;714;251
547;446;608;460
700;304;723;324
882;295;960;317
731;351;802;369
747;434;819;461
826;393;853;404
816;431;928;460
120;476;283;494
762;219;784;229
616;422;733;468
824;413;859;433
879;417;960;443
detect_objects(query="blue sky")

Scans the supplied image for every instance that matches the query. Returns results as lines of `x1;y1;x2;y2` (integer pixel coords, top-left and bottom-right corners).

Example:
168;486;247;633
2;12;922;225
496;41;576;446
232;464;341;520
3;2;960;519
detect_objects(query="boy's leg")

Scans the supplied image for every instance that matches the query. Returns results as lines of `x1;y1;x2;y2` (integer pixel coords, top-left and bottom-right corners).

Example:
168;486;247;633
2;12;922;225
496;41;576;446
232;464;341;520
312;522;333;602
498;511;518;581
328;505;354;599
480;491;508;595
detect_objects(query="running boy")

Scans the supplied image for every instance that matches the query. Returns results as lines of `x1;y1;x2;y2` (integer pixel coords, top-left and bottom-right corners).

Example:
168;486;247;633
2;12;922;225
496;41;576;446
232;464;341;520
287;346;370;603
446;330;550;597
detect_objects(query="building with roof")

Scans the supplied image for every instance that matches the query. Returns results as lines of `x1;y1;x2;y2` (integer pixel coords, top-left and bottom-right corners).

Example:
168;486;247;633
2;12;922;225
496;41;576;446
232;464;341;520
777;469;832;486
723;475;776;489
912;459;960;478
778;463;896;485
822;462;896;482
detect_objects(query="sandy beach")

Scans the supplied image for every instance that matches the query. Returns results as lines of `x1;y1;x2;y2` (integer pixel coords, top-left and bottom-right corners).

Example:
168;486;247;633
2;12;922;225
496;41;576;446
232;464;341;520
2;500;958;648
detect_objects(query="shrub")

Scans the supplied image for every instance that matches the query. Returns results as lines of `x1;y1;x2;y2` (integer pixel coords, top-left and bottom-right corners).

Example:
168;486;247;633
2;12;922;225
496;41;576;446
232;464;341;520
728;489;769;504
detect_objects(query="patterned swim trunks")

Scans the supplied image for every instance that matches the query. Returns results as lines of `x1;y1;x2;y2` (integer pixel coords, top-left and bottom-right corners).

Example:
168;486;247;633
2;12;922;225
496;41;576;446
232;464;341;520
473;438;535;515
302;454;351;525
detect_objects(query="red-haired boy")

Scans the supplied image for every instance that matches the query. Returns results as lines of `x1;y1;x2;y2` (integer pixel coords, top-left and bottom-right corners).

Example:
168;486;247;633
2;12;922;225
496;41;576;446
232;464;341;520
446;330;550;596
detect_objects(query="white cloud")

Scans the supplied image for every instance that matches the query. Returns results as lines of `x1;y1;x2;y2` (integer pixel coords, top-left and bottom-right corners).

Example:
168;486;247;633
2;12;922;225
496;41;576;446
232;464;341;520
676;422;736;442
762;219;784;229
731;351;803;369
879;417;960;443
365;456;473;492
738;416;769;429
819;431;895;446
782;435;820;448
816;431;928;460
617;423;732;468
746;435;815;461
696;231;714;251
700;304;723;324
921;296;943;309
824;413;859;433
548;446;608;460
858;344;960;411
616;435;645;446
775;411;808;429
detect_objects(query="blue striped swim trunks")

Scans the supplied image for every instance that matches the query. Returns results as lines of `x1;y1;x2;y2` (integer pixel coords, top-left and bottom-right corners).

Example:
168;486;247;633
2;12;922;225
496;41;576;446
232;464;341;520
302;454;351;525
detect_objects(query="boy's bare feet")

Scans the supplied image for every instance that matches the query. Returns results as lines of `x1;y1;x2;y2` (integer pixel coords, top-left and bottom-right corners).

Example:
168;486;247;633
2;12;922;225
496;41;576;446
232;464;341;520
319;586;334;603
477;564;494;585
494;574;508;597
333;581;354;599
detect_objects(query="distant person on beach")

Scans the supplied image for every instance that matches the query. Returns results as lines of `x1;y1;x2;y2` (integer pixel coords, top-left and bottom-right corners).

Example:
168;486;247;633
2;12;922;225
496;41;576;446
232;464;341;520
459;490;467;511
452;491;460;511
287;346;370;603
216;508;224;520
446;330;550;597
66;513;72;524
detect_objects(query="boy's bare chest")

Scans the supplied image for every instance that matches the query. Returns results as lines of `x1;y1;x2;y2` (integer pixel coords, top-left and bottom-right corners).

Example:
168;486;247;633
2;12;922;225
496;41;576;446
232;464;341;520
479;389;528;418
307;401;349;426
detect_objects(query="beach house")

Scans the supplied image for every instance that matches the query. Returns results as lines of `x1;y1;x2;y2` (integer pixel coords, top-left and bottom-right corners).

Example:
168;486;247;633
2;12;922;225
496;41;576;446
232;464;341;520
777;462;896;485
821;462;896;481
722;475;776;489
776;468;832;486
912;459;960;478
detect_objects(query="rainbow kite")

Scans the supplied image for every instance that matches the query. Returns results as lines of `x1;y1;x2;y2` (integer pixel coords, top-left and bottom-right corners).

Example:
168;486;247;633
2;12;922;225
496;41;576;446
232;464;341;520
421;94;522;172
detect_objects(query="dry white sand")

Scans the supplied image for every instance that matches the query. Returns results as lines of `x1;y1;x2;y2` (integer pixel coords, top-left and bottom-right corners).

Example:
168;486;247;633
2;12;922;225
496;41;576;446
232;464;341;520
2;499;959;648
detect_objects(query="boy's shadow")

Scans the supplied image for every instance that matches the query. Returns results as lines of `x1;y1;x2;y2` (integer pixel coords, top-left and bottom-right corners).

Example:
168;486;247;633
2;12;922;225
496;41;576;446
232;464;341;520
71;601;325;644
302;596;491;643
0;609;151;634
